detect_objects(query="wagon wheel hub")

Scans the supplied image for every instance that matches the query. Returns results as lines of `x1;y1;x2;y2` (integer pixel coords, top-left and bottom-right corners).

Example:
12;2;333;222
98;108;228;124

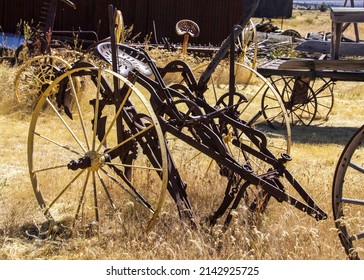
67;151;109;171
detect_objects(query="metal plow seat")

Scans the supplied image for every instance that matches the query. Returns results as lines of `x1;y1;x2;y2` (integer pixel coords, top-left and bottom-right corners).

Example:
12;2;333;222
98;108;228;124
95;42;153;77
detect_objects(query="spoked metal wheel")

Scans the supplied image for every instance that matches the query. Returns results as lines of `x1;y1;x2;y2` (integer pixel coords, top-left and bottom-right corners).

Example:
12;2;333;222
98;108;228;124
213;63;291;156
210;63;291;220
28;67;168;236
169;63;291;225
332;125;364;259
14;55;73;107
267;76;318;126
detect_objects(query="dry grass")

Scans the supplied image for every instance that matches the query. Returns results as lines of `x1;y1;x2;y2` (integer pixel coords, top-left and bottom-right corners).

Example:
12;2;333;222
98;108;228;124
1;10;364;260
272;10;363;40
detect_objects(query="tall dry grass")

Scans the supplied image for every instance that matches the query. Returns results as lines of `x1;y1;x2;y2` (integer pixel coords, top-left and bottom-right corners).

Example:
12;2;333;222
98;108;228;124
0;10;363;260
272;10;359;39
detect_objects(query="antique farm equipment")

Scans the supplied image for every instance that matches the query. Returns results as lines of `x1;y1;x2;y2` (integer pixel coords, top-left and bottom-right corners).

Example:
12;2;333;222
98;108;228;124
12;0;95;107
27;1;327;237
257;7;364;126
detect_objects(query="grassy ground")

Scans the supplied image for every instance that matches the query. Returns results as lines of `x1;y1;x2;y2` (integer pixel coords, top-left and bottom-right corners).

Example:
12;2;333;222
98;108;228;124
0;10;364;260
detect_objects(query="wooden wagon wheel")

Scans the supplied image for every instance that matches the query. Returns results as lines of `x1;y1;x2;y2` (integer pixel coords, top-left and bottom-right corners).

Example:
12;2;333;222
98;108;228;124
28;67;168;236
14;55;76;108
332;125;364;260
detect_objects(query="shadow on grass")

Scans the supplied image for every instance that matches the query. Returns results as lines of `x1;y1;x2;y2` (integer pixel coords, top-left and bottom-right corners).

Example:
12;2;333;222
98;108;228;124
291;125;361;145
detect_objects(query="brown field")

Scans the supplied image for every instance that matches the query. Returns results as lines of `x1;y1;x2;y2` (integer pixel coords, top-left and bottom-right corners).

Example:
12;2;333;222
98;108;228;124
0;10;364;260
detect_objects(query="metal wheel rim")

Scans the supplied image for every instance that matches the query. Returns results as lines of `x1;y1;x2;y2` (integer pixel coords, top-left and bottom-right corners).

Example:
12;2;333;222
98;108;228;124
28;67;168;234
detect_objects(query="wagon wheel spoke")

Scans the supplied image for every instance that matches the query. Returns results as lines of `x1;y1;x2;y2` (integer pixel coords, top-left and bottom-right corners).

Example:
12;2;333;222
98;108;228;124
96;170;116;210
14;55;73;108
74;171;91;226
28;67;168;235
33;131;82;157
91;172;100;225
45;96;87;153
44;169;86;217
68;75;91;151
100;165;155;212
290;100;316;126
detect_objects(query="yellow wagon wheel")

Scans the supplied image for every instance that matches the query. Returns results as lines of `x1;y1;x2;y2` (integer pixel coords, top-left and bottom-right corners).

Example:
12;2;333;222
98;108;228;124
28;67;168;235
14;55;73;107
115;10;124;44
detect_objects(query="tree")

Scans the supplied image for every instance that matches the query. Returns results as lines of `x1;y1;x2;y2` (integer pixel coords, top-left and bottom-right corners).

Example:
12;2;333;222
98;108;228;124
319;2;328;12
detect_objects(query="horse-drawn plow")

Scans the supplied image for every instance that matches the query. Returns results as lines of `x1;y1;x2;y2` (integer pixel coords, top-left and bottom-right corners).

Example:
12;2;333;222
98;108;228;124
7;0;364;260
26;0;327;236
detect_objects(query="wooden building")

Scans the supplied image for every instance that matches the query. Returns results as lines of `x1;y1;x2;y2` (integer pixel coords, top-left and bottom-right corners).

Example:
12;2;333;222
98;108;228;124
0;0;292;46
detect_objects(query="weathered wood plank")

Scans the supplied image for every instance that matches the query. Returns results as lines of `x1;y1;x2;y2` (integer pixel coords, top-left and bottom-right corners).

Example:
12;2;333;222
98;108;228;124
278;59;364;71
330;8;364;23
258;57;364;82
296;40;364;56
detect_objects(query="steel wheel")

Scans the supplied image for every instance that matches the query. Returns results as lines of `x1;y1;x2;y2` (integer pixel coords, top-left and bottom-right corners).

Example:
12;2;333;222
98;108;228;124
207;63;291;219
14;55;73;107
332;125;364;259
212;62;291;156
269;77;318;126
28;67;168;236
167;62;291;224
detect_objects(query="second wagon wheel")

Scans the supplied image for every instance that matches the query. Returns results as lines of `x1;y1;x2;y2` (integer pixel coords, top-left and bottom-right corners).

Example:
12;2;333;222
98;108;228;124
332;125;364;260
28;67;168;236
14;55;74;108
172;62;291;219
211;62;291;155
236;19;258;81
213;63;291;215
